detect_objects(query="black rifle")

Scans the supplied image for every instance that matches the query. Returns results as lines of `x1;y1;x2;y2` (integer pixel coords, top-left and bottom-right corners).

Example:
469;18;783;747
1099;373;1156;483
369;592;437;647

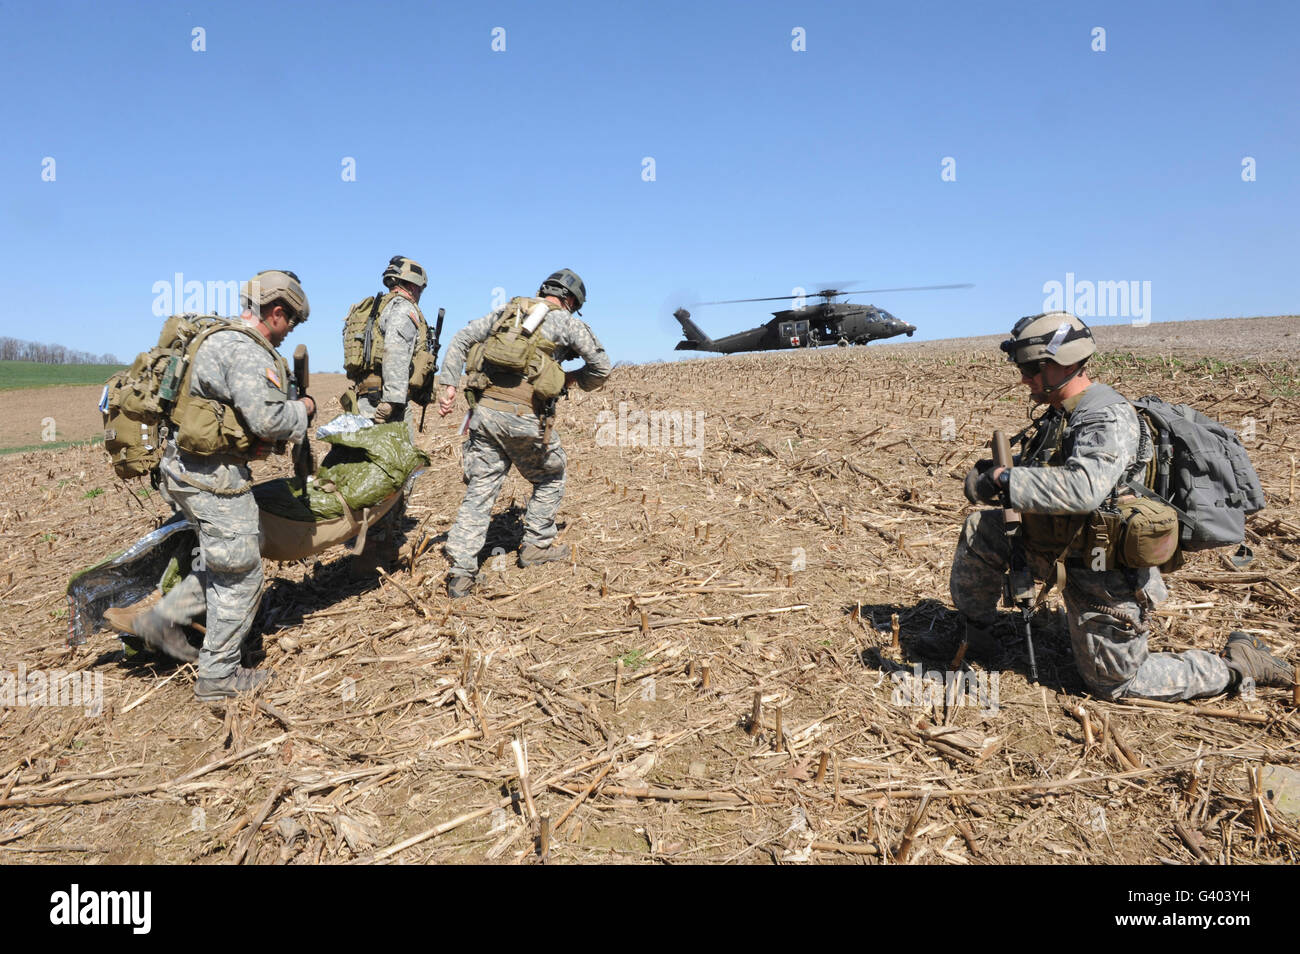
540;384;569;446
417;307;445;433
360;291;384;373
292;345;316;490
993;429;1039;683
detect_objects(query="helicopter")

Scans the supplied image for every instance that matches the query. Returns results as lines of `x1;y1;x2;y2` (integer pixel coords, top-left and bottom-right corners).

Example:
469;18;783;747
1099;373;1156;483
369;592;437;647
673;283;972;354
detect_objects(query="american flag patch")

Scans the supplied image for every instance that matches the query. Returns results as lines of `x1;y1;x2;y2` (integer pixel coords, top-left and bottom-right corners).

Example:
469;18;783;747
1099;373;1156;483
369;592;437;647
265;366;282;389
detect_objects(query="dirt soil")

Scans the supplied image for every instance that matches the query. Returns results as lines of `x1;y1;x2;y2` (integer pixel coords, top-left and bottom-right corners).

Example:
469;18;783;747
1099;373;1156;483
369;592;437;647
1;317;1298;865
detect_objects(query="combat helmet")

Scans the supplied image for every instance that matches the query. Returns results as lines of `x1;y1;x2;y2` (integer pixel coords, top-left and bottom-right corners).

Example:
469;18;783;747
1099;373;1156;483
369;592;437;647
1000;312;1095;367
539;268;586;313
241;269;310;324
382;256;428;290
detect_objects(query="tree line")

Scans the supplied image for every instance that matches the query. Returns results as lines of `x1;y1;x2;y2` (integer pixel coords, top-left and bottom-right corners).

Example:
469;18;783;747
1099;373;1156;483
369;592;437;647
0;337;121;365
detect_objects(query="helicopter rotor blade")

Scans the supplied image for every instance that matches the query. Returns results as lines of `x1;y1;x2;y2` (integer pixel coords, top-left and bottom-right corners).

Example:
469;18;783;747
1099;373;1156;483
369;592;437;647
841;283;974;295
689;294;806;306
690;282;973;307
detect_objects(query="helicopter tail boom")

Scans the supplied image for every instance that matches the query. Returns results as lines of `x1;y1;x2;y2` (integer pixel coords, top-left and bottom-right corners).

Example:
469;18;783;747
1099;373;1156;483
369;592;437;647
673;308;716;351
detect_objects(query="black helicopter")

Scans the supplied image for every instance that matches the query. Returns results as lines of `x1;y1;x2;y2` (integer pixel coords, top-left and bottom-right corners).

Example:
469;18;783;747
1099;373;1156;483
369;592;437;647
673;283;972;354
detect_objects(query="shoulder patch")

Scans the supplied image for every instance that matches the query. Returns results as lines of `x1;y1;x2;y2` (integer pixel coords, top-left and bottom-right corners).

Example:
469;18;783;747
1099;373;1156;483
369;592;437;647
265;366;282;389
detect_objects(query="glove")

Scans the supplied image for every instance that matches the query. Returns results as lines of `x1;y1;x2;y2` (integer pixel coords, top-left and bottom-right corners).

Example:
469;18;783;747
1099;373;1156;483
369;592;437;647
963;459;994;505
372;401;398;424
972;467;1008;506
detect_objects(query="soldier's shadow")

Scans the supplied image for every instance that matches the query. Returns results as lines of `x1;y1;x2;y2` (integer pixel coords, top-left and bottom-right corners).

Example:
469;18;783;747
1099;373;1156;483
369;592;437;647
847;597;1080;693
478;505;527;565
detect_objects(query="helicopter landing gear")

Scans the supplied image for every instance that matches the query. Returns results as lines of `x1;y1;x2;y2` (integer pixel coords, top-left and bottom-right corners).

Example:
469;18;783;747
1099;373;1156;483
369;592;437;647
836;337;849;347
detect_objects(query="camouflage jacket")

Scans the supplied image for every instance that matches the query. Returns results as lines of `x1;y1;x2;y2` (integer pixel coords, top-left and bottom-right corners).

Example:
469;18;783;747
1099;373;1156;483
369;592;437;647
436;305;611;392
1009;382;1150;515
378;294;422;404
163;323;308;494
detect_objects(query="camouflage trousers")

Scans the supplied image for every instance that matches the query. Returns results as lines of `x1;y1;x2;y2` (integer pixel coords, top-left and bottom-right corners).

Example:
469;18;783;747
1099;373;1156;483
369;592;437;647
445;405;566;578
156;464;264;681
950;509;1230;701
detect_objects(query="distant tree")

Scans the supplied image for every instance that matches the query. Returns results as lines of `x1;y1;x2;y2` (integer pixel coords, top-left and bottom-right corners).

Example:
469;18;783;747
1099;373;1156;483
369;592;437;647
0;337;120;365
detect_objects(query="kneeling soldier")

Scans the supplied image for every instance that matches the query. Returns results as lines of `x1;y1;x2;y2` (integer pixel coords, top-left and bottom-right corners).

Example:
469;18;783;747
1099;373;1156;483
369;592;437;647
917;312;1292;700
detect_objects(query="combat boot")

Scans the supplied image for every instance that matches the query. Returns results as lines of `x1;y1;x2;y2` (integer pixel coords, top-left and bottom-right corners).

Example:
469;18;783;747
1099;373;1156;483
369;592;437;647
103;590;161;636
194;666;272;702
130;606;199;663
1223;631;1294;690
519;542;571;567
447;574;475;599
912;618;1001;666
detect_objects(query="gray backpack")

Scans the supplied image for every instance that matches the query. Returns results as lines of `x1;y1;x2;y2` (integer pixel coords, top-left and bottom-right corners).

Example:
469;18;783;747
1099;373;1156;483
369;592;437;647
1129;396;1266;551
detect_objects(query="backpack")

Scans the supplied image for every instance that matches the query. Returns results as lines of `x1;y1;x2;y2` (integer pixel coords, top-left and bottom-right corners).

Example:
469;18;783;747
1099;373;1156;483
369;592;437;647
1129;396;1266;551
342;291;429;386
465;297;566;401
100;315;284;481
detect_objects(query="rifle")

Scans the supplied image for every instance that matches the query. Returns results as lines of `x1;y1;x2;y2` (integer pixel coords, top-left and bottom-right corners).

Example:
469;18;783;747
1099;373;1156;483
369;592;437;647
540;384;569;446
993;429;1039;683
292;345;316;489
417;307;445;433
360;292;384;372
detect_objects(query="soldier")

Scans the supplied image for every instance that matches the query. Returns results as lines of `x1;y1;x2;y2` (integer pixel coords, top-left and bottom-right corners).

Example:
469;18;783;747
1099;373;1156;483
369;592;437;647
129;270;315;701
343;255;430;435
436;269;611;598
916;312;1293;701
342;255;432;576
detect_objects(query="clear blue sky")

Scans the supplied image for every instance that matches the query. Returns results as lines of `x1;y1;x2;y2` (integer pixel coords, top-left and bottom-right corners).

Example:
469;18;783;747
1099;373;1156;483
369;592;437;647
2;0;1296;368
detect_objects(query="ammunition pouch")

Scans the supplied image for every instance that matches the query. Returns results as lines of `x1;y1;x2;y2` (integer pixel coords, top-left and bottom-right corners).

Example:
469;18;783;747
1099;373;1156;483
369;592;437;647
172;395;263;458
1025;495;1179;570
409;350;437;402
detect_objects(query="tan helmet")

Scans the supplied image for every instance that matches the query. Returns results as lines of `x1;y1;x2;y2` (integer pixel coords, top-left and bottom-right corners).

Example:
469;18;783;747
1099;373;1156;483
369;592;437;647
382;256;428;290
1000;311;1095;367
241;269;310;324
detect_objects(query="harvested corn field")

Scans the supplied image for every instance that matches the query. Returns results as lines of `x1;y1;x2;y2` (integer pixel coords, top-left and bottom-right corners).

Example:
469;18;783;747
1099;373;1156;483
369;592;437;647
2;316;1299;865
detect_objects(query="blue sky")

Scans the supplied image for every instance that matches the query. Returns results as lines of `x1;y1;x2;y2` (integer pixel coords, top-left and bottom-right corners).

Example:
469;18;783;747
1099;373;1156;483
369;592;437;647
2;0;1296;368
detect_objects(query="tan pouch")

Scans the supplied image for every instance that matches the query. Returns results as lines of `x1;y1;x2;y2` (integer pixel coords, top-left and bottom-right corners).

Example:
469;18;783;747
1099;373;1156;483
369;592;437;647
529;352;566;400
174;398;226;456
1091;495;1180;569
482;328;534;372
409;350;436;392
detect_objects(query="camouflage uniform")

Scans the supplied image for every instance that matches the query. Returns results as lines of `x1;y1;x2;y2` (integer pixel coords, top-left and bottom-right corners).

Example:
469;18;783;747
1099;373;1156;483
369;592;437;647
351;293;422;566
155;324;307;681
951;383;1231;701
353;293;421;440
438;306;610;578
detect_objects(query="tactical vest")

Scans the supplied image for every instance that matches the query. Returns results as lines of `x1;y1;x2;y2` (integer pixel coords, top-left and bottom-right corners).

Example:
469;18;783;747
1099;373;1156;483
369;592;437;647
1018;383;1179;569
342;291;430;393
463;297;566;408
171;322;291;459
102;315;288;479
